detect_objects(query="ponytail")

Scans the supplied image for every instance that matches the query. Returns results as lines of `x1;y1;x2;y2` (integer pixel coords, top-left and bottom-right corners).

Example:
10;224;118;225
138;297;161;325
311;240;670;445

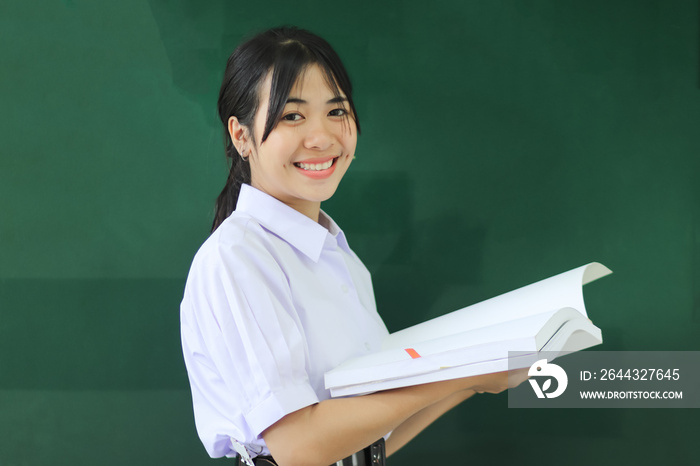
211;138;251;232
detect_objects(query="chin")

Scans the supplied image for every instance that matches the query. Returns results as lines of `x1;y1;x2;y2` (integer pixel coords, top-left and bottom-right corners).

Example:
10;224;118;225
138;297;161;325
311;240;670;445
309;182;342;203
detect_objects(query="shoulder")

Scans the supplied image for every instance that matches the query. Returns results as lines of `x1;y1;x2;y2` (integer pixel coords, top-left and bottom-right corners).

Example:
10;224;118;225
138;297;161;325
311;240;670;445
185;211;290;295
194;212;273;267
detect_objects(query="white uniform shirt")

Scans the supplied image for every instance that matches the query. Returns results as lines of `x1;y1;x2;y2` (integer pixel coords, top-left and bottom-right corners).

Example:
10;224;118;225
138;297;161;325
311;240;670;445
181;184;389;459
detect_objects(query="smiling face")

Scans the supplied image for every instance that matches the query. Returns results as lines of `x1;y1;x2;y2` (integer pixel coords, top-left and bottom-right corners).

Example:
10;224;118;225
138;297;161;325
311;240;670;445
230;64;357;222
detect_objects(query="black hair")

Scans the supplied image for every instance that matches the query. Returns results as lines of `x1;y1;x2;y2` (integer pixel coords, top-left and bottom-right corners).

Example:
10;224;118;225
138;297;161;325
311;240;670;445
212;26;360;232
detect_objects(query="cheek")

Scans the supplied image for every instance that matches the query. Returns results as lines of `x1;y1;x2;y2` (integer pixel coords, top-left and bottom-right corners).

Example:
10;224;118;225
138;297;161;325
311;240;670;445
262;134;296;162
344;125;358;154
338;127;357;154
345;137;357;156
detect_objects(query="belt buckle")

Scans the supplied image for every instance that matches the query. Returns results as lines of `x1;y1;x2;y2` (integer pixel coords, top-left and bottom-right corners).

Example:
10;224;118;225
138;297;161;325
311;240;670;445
365;438;385;466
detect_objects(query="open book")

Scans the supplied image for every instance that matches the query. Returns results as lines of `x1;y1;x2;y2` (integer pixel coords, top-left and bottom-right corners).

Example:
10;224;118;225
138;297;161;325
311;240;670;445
324;262;612;397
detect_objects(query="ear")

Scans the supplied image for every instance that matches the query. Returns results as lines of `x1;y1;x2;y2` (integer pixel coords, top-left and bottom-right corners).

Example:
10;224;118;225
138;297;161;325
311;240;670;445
228;116;251;155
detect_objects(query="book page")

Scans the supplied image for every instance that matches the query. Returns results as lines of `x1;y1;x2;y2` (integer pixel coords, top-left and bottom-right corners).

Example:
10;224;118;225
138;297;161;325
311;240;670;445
383;262;611;350
325;308;587;389
325;262;611;395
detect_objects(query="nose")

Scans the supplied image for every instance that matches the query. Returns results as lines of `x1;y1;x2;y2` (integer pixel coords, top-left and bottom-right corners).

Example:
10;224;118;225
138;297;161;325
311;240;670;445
303;117;334;151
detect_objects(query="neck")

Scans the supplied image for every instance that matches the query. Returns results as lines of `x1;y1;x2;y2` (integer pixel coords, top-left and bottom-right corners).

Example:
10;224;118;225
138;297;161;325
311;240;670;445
288;201;321;223
249;180;322;223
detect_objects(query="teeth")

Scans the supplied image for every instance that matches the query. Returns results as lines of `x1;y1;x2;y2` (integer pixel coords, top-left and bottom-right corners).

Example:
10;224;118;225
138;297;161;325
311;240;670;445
296;159;334;171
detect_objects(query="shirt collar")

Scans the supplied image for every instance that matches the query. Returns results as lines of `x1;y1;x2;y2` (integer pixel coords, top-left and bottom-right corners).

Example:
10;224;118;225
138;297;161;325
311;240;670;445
235;184;350;262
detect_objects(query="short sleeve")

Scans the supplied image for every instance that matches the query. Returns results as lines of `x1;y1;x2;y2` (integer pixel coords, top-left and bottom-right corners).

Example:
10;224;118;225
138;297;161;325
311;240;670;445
180;225;319;457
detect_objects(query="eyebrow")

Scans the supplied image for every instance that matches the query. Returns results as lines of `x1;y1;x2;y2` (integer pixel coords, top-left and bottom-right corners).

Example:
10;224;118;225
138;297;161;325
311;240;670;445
286;96;348;105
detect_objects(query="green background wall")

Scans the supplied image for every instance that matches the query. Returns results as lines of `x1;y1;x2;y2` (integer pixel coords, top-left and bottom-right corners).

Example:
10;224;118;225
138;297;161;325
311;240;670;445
1;0;698;464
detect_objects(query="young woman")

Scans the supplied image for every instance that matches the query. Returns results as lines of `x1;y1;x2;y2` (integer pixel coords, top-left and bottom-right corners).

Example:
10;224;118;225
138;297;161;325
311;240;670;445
181;27;518;466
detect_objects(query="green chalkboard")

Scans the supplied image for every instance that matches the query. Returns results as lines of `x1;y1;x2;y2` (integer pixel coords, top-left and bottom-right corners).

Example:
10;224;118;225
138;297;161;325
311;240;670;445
1;0;698;464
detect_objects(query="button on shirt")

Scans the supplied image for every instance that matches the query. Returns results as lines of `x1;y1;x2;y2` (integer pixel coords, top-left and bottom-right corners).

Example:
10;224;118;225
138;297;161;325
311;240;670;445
180;184;389;459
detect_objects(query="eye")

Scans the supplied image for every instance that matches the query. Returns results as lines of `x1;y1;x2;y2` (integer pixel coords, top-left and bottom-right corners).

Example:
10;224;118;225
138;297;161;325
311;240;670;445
328;108;348;117
282;112;303;122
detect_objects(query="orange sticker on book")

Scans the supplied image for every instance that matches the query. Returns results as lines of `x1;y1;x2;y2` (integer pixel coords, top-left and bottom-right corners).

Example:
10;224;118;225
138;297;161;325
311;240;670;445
405;348;421;359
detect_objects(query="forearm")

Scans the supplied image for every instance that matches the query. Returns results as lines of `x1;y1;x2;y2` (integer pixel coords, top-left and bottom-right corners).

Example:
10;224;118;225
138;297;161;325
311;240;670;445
263;370;517;466
263;379;469;466
385;389;476;456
